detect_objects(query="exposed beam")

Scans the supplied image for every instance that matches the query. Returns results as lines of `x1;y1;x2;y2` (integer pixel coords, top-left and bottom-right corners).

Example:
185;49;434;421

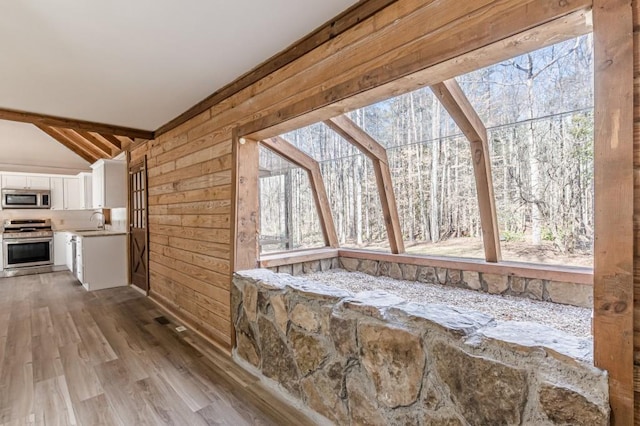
324;115;404;254
431;79;501;263
0;107;153;139
75;130;114;157
155;0;399;137
55;128;106;160
94;133;122;150
35;125;98;164
592;0;635;423
231;134;260;272
324;116;388;163
237;1;592;140
260;137;339;248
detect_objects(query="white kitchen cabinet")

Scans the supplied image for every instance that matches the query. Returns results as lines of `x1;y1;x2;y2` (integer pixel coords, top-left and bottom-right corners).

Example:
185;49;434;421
50;177;64;210
65;233;74;272
91;159;126;209
78;173;92;210
2;174;50;190
0;235;3;272
53;232;68;267
64;178;81;210
75;234;127;291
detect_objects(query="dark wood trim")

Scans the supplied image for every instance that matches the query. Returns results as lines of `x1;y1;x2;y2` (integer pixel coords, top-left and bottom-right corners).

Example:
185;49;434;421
324;115;404;254
237;0;592;140
259;247;339;268
592;0;635;423
35;125;98;163
154;0;400;137
0;107;153;139
431;80;501;262
75;130;114;157
339;249;593;284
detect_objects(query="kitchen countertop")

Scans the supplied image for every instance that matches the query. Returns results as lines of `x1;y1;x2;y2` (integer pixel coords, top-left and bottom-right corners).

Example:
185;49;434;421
55;229;128;237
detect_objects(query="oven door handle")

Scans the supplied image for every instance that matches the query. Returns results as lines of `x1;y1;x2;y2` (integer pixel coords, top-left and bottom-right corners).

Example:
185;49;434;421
4;238;53;244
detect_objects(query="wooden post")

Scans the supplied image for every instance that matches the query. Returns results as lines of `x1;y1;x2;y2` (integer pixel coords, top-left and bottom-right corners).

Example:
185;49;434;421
324;115;405;254
260;137;339;248
431;79;501;262
231;133;260;272
592;0;635;424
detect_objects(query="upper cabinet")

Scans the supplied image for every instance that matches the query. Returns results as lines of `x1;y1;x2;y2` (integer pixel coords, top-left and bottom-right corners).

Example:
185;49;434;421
91;159;126;209
2;174;50;190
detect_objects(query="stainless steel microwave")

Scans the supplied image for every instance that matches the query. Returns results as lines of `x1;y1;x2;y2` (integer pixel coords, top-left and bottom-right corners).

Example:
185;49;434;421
1;189;51;209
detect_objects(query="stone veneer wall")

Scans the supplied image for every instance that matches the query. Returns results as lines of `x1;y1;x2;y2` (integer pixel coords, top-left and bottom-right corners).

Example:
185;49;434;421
266;256;592;308
233;269;608;425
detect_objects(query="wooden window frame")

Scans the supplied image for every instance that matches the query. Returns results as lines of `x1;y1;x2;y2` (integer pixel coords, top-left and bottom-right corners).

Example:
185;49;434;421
232;2;634;422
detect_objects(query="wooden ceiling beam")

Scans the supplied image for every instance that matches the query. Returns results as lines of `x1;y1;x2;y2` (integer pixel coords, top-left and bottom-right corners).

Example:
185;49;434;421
55;128;106;160
431;79;501;263
260;136;338;248
0;107;153;139
93;133;122;150
324;116;388;163
35;125;98;164
75;130;114;157
323;115;404;254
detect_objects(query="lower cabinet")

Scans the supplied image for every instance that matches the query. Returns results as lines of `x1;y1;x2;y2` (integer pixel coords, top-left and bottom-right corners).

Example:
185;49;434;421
76;234;127;291
53;232;68;266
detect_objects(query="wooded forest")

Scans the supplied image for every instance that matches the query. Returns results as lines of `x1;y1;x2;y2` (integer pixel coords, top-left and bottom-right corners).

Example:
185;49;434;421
259;35;594;265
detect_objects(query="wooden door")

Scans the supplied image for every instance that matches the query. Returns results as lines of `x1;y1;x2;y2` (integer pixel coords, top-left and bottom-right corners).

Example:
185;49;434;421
129;158;149;292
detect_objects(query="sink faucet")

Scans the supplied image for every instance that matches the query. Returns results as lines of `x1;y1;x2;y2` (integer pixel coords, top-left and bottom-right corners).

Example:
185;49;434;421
90;211;106;230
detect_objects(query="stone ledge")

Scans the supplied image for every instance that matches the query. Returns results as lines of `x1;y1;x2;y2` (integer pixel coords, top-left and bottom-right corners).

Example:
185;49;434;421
232;269;609;425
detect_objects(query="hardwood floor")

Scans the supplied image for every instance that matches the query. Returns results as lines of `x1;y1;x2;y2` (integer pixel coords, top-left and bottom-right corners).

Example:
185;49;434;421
0;271;315;426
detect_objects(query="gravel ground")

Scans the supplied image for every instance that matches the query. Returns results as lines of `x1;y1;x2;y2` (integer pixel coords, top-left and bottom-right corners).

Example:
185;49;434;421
305;269;592;338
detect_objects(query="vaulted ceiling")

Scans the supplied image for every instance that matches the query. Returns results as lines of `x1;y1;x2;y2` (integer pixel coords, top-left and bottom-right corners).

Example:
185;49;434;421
0;0;358;132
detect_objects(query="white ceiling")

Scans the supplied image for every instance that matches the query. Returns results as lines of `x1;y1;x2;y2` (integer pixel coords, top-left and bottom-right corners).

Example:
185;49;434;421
0;0;358;130
0;120;90;175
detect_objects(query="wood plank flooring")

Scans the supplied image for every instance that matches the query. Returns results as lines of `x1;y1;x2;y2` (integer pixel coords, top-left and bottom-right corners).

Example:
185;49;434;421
0;272;315;426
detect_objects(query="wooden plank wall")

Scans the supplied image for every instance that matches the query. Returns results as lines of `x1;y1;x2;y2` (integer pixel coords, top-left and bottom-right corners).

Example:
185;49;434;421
634;1;640;421
129;0;593;351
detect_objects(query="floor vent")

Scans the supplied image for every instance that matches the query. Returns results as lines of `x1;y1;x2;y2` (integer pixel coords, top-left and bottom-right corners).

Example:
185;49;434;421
154;316;170;325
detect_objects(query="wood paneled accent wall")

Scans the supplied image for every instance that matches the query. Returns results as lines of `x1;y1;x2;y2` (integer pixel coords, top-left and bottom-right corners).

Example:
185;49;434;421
129;0;593;356
633;1;640;420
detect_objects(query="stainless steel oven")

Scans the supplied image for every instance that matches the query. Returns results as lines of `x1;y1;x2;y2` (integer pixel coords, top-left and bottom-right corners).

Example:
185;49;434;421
2;189;51;209
2;219;53;269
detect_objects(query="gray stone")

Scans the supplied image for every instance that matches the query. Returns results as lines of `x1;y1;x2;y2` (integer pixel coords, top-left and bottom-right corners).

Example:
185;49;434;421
346;367;386;426
436;268;448;284
303;260;321;274
330;314;357;357
292;262;304;276
546;281;592;308
448;269;462;286
235;269;286;290
271;294;288;334
433;343;527;425
424;416;464;426
344;290;405;319
526;279;544;299
389;412;420;425
340;257;359;272
301;362;348;424
359;259;379;276
277;264;293;275
477;321;594;364
388;262;403;280
289;328;328;376
539;382;608;425
236;310;260;367
320;258;333;272
390;302;495;337
400;263;418;281
483;273;509;294
289;303;321;333
359;322;425;408
417;266;437;284
511;277;526;293
464;271;482;290
258;317;300;397
287;278;351;302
